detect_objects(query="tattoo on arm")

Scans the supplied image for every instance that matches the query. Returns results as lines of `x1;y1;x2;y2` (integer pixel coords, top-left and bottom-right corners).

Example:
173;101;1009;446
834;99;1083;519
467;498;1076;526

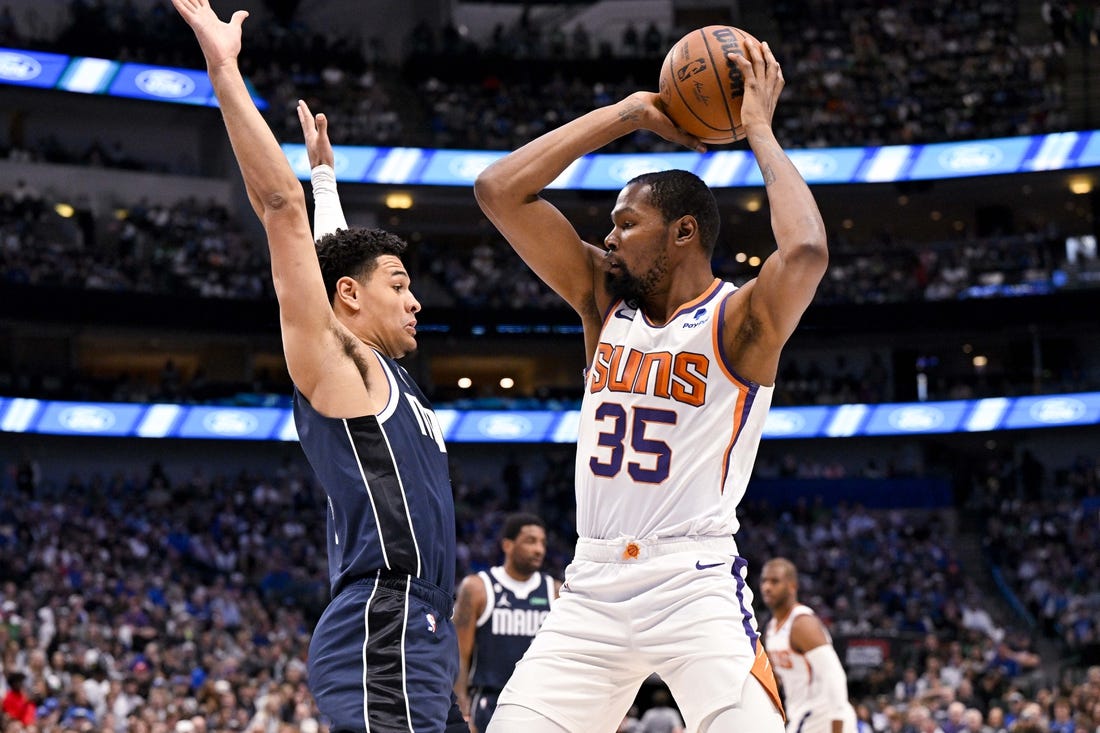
617;103;644;123
762;164;777;186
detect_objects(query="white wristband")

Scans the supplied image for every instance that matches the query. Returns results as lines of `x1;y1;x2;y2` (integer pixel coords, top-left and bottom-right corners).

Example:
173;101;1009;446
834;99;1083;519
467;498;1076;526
310;164;348;240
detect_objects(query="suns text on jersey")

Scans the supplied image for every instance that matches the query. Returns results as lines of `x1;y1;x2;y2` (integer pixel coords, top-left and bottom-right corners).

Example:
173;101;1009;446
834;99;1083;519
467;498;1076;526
588;343;708;406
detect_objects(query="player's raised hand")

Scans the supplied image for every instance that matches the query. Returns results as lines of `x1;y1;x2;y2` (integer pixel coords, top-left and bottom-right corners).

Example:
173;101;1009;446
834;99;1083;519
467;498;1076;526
620;91;706;153
729;39;784;135
170;0;249;70
297;100;336;169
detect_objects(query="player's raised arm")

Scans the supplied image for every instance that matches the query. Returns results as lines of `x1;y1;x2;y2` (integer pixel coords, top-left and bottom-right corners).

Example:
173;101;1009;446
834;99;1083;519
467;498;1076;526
297;99;349;240
474;92;703;321
725;39;828;383
171;0;334;396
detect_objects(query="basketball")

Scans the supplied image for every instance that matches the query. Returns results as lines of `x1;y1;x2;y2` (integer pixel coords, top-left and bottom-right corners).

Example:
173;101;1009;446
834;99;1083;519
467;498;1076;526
658;25;760;145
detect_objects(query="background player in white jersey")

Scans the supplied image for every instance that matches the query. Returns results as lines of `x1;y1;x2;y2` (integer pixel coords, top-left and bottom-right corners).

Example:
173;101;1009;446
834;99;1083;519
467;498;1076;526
761;558;858;733
475;37;827;733
453;514;561;732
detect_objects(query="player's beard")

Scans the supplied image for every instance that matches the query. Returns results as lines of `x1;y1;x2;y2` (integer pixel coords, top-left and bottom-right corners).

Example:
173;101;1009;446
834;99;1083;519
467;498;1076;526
605;251;669;306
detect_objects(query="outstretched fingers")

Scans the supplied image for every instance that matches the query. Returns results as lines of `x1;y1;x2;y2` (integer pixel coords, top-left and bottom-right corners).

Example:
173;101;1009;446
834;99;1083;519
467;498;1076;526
297;100;316;137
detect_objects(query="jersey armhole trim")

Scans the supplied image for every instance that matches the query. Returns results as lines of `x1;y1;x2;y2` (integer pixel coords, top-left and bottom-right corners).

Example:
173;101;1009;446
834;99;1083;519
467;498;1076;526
475;571;495;627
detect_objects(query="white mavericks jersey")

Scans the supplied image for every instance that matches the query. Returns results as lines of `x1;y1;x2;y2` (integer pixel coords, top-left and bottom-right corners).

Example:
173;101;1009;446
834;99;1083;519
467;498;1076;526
766;604;857;732
575;279;773;540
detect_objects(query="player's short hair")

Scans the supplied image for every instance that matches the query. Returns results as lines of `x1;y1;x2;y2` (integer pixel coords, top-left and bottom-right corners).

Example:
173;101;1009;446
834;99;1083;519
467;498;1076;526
627;169;720;255
315;227;408;304
501;512;545;541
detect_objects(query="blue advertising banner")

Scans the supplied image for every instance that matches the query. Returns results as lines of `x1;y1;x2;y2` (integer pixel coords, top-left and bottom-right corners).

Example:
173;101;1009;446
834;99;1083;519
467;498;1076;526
2;393;1098;443
0;45;267;109
0;48;70;88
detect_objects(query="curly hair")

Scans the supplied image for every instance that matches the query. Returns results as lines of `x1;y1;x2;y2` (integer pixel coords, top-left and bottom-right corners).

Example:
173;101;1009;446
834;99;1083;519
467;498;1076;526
315;227;409;303
627;169;721;255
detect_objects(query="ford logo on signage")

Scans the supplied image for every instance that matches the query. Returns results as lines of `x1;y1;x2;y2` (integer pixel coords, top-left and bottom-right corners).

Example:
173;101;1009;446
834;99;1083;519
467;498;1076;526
135;69;196;99
0;52;42;82
59;406;116;432
202;410;259;436
449;154;498;180
789;152;837;178
764;411;806;436
1029;397;1087;424
609;157;671;183
888;406;944;431
477;414;533;440
937;144;1003;172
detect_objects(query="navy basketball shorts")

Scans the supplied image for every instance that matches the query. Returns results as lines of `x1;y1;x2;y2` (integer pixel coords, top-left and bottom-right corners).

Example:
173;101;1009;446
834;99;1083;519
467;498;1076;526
308;573;466;733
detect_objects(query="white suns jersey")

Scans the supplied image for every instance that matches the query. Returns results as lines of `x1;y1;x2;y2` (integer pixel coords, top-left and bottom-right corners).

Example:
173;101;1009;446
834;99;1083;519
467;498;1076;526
575;279;773;540
765;604;818;719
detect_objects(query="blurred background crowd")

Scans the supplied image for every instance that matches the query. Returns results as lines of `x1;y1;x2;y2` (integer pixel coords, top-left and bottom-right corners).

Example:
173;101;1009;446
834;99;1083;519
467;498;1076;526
0;0;1099;731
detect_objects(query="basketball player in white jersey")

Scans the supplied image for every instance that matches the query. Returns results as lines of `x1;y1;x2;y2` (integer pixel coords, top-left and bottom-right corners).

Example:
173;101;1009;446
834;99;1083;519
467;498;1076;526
761;558;858;733
475;38;827;733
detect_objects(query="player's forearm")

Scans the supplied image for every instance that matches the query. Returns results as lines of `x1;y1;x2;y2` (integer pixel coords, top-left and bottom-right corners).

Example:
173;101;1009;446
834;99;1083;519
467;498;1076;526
310;164;349;240
747;126;827;260
208;62;304;218
476;97;642;205
805;645;851;725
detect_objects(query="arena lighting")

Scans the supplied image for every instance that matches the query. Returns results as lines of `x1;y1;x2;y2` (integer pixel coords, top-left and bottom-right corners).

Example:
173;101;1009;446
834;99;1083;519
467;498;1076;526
499;378;515;389
53;203;74;218
457;377;473;389
2;392;1098;442
384;192;414;210
1068;176;1094;194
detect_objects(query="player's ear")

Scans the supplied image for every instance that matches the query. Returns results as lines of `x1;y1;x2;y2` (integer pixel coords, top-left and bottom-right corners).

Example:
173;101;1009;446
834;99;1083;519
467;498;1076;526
335;275;360;311
674;215;697;244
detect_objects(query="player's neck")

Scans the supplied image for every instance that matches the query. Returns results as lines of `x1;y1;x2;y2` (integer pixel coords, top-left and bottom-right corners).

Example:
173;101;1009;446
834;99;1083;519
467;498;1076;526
640;271;717;325
772;601;797;625
502;564;534;582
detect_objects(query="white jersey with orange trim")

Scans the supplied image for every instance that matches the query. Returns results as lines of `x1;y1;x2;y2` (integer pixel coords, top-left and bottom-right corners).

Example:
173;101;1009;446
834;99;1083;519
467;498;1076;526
575;278;773;541
765;604;817;719
765;604;857;733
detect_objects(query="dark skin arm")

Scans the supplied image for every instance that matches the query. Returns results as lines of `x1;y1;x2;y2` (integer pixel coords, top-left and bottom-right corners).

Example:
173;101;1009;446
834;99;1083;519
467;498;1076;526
452;574;487;731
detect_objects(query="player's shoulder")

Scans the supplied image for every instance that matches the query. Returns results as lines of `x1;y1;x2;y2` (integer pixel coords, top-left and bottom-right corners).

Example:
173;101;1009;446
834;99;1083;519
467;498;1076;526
457;572;490;596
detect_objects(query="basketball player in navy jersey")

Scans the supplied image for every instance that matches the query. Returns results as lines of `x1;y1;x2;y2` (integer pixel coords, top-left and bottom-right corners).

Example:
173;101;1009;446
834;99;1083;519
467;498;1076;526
172;2;465;731
476;37;826;733
453;514;561;732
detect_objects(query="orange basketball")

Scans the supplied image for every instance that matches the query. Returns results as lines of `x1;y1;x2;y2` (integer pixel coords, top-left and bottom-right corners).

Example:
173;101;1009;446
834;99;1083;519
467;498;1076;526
658;25;759;145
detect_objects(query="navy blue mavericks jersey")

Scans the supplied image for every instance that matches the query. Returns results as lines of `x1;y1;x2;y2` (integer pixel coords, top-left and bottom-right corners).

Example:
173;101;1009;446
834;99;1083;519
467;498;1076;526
293;350;456;598
470;566;555;690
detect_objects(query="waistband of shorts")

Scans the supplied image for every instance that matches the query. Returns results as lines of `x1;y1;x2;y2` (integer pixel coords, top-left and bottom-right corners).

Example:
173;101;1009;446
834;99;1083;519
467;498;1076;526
339;571;454;617
574;535;738;562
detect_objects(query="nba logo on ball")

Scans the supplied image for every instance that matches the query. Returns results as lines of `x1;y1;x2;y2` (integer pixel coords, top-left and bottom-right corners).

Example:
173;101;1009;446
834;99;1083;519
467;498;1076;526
0;52;42;82
135;69;196;99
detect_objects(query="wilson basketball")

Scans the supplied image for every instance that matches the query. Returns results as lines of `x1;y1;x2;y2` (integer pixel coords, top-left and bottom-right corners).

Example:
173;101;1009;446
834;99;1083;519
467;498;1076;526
658;25;759;144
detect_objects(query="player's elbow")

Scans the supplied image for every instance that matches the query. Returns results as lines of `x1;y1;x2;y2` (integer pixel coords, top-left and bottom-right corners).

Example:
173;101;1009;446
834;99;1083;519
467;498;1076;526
474;167;507;212
785;239;829;275
260;189;307;222
474;162;529;213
